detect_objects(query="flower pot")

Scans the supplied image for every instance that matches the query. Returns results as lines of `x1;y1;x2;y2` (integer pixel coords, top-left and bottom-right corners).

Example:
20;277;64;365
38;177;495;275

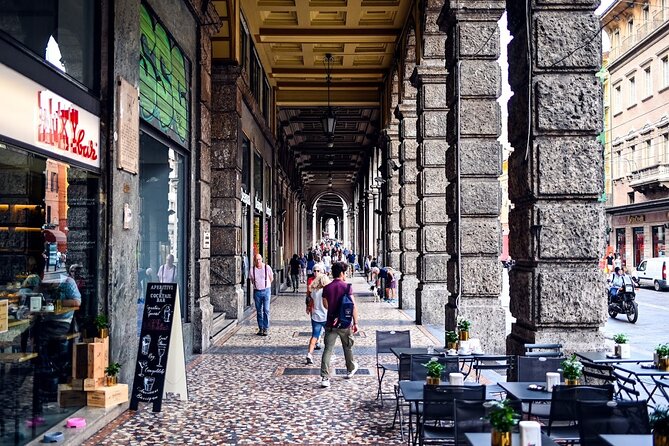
426;376;440;386
654;431;669;446
459;330;469;341
660;358;669;371
447;342;458;350
106;375;117;386
491;429;512;446
99;328;109;338
565;378;580;386
615;343;630;359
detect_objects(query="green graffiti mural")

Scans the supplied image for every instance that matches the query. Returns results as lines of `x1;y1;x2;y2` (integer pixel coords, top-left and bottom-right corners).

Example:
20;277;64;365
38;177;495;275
139;5;190;145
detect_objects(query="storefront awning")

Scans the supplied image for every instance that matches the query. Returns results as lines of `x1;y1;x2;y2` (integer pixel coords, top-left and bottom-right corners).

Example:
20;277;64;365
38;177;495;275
43;228;67;244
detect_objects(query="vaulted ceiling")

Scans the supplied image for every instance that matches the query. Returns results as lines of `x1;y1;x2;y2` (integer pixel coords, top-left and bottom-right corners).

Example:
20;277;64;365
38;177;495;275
211;0;414;192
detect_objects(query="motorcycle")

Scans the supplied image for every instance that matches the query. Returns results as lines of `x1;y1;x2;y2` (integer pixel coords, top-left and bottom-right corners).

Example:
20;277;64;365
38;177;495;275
607;281;638;324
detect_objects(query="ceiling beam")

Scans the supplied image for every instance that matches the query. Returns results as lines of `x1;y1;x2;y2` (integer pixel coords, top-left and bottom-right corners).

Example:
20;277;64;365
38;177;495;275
256;28;399;44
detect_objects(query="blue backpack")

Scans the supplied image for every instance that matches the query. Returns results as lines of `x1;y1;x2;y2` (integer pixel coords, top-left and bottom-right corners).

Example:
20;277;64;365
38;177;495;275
334;285;354;329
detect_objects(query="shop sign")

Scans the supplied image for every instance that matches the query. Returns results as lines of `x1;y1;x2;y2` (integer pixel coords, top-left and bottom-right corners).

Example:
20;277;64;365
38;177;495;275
628;215;645;224
0;63;100;169
266;204;272;217
254;195;263;212
241;189;251;206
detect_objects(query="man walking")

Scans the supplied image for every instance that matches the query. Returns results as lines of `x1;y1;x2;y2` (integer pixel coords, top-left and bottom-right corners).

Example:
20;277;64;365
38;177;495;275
320;261;359;388
251;254;274;336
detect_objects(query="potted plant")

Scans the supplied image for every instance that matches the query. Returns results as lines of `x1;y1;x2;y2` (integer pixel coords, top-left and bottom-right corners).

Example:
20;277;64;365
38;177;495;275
651;406;669;446
445;330;459;350
560;354;584;385
95;314;109;338
457;319;471;341
105;362;121;386
422;357;444;386
656;344;669;371
484;399;520;446
613;333;630;359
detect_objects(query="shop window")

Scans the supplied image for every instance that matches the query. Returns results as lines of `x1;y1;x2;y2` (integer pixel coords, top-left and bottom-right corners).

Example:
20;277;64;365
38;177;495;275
616;228;626;266
137;132;187;328
0;1;98;90
0;143;100;437
633;227;645;267
653;225;666;257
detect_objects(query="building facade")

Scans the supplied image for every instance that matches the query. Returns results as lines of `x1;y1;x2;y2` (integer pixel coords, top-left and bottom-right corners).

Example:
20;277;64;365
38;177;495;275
603;0;669;267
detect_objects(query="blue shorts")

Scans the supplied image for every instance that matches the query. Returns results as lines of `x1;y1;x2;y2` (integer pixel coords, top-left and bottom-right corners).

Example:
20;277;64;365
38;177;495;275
311;319;326;339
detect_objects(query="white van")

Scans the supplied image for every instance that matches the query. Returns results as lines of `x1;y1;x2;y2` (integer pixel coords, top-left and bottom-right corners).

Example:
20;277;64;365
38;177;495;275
633;257;669;291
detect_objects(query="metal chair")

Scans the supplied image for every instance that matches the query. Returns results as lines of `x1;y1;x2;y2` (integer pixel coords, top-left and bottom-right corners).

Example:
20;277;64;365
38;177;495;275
516;356;563;419
582;362;616;386
545;384;615;443
472;355;514;396
577;399;650;446
654;377;669;405
418;385;486;446
524;343;563;358
409;354;459;382
375;330;411;406
392;353;413;441
612;370;642;401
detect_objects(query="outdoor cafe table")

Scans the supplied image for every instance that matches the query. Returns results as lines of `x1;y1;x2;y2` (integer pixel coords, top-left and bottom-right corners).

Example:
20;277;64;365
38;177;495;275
599;434;652;446
575;351;653;364
465;433;559;446
398;381;499;403
497;382;554;402
390;347;484;378
613;362;669;403
390;347;445;358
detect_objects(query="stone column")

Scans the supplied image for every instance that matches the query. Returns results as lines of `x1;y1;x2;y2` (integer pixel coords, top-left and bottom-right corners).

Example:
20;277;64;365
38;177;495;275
210;64;244;320
384;125;402;269
438;1;506;353
367;190;374;256
397;102;419;310
506;1;605;354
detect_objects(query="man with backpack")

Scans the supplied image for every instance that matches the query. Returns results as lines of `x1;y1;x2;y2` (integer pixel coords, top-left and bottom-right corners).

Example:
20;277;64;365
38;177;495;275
320;261;359;388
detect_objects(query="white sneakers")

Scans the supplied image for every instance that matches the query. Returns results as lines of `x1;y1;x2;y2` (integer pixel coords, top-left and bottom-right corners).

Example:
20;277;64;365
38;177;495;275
306;353;314;365
321;378;330;388
346;362;359;379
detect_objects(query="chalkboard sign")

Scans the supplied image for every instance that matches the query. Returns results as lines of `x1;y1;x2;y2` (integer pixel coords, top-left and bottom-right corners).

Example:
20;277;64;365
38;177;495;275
130;283;177;412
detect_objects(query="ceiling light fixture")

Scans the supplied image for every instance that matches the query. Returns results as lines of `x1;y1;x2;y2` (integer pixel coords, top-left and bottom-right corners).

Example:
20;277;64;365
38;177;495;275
321;53;336;148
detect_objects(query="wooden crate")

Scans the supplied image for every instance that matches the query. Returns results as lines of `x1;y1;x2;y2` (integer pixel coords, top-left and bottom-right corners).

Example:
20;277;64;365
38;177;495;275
87;383;128;408
72;337;108;379
70;376;106;391
58;384;87;408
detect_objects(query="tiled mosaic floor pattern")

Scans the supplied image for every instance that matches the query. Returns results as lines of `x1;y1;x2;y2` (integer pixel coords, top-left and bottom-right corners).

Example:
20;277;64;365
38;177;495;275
85;275;439;445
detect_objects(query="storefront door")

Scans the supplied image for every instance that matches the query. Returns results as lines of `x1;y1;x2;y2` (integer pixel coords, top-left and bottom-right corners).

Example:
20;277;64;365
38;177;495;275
633;227;645;267
616;228;626;267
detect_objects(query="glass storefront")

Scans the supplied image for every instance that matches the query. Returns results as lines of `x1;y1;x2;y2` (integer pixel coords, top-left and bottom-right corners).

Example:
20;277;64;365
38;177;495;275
0;143;99;444
0;1;98;90
136;132;187;332
616;228;626;267
653;225;666;257
633;227;645;267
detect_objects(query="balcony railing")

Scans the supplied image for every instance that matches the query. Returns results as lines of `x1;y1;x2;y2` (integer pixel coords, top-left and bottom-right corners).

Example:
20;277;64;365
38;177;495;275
610;12;668;62
629;162;669;190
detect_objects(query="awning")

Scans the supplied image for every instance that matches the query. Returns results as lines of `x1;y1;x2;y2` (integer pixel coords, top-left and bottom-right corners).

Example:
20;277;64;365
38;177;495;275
43;228;67;244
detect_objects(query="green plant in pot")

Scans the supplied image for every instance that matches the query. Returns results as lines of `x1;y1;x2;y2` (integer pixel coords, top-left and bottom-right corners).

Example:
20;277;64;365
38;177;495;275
656;344;669;371
613;333;630;359
105;362;121;386
560;354;584;385
651;405;669;446
422;357;444;386
445;331;459;350
484;399;520;446
457;319;471;341
95;314;109;338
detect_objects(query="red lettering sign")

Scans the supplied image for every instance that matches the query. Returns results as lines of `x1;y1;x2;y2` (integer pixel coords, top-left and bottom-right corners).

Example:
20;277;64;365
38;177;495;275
37;91;98;162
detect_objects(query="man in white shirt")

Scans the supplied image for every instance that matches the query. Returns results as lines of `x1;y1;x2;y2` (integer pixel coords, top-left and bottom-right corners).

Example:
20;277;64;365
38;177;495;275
251;254;274;336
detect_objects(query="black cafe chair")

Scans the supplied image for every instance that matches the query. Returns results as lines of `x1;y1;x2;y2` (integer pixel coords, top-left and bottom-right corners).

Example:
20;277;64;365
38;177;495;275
577;399;650;446
453;399;522;446
375;329;411;407
524;343;563;358
516;356;563;419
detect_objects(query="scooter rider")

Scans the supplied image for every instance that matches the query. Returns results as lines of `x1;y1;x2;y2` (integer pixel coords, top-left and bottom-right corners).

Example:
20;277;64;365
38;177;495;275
608;267;624;300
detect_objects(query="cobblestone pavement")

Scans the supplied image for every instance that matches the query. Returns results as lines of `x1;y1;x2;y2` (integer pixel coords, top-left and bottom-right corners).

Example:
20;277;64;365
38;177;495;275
85;274;440;445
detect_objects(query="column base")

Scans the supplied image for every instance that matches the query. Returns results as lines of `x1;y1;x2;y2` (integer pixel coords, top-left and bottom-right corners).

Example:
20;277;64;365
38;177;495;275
507;324;605;357
192;296;215;353
445;298;506;354
399;274;419;310
416;284;448;326
211;284;244;319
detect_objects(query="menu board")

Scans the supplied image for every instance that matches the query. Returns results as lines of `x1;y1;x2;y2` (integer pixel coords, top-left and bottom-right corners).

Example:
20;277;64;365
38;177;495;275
129;283;177;412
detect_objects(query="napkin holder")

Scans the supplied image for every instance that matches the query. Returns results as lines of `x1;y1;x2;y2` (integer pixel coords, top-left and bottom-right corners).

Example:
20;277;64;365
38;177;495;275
546;372;560;392
449;372;464;385
519;421;541;446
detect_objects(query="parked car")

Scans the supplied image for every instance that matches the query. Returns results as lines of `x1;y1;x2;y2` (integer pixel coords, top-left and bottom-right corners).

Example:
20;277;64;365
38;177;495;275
632;257;669;291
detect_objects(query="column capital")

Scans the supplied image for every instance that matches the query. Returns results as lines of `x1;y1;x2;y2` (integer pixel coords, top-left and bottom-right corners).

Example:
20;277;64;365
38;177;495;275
440;1;505;27
412;65;449;86
395;102;418;121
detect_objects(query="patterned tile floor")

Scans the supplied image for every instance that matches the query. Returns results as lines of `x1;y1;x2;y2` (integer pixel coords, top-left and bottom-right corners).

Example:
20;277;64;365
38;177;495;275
85;274;440;445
